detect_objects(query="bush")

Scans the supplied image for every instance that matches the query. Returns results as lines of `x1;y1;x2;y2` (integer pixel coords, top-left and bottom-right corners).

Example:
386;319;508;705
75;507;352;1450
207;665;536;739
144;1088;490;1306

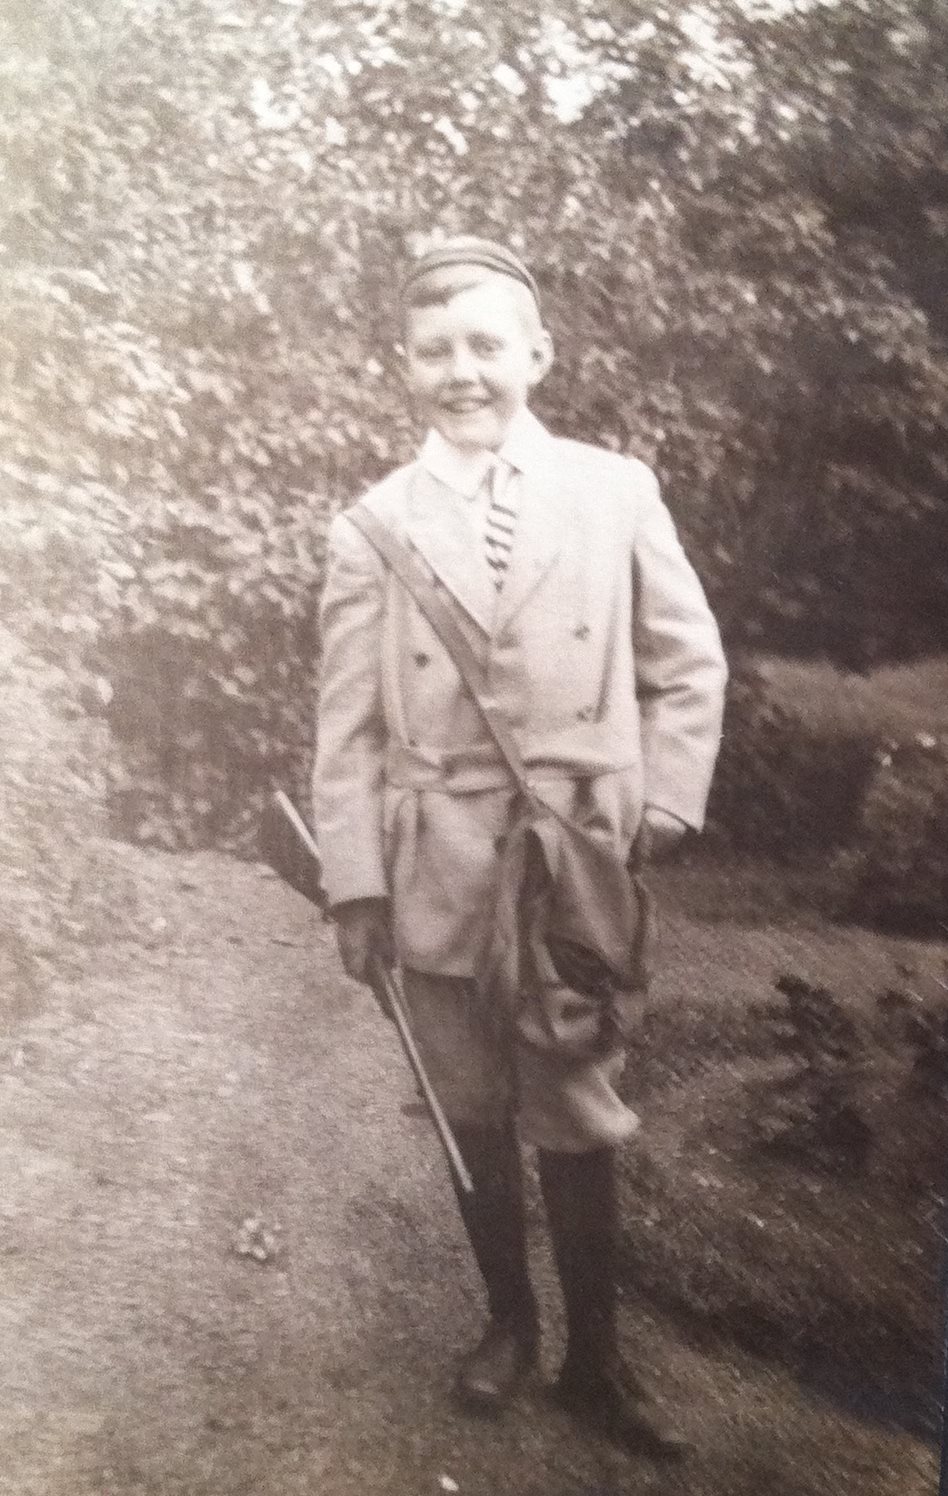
100;489;329;853
745;974;872;1172
707;658;876;853
705;659;948;934
0;624;141;1023
617;937;948;1438
0;474;150;1021
0;462;131;671
835;734;948;933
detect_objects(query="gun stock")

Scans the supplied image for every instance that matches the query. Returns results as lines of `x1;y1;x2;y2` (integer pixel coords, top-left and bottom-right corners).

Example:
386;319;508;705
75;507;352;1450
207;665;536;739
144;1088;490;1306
260;789;327;910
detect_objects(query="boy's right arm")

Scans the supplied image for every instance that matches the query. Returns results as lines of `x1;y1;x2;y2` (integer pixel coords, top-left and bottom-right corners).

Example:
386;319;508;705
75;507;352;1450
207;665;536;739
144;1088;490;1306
313;511;392;983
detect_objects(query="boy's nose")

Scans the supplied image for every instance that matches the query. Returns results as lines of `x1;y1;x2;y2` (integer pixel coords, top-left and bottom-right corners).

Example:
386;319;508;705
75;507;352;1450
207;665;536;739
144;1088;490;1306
446;345;478;380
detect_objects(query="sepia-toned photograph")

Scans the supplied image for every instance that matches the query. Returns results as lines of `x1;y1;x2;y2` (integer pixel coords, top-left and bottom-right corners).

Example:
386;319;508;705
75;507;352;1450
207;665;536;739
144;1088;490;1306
1;2;945;1493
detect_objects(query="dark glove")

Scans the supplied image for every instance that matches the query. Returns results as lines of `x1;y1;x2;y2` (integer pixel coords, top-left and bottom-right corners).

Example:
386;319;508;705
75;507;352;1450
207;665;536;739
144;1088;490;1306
332;897;395;1015
640;807;688;864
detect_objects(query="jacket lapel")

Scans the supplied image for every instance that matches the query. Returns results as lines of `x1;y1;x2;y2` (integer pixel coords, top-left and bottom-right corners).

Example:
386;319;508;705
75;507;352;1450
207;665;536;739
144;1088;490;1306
400;421;573;636
403;466;494;634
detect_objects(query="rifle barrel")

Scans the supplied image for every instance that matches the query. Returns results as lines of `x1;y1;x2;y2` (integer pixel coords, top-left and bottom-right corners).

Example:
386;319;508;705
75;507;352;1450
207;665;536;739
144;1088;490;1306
268;789;474;1198
371;959;474;1197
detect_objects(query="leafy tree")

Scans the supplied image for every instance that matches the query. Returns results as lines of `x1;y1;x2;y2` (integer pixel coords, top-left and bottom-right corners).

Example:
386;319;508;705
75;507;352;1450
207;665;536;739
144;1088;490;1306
1;0;944;843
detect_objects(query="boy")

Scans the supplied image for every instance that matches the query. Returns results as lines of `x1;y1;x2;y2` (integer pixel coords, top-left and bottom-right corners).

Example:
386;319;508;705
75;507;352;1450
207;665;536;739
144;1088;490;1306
313;236;726;1458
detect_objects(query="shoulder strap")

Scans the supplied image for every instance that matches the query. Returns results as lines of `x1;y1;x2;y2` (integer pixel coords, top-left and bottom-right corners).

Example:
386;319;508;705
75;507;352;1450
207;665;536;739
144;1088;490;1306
346;504;533;797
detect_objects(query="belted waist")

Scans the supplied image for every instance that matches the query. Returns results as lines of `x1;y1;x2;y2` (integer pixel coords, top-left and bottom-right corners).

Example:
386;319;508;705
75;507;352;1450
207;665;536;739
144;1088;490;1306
385;725;639;794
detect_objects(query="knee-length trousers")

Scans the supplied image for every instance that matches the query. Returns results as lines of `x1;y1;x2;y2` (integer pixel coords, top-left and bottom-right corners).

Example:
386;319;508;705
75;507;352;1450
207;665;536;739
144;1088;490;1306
400;968;640;1154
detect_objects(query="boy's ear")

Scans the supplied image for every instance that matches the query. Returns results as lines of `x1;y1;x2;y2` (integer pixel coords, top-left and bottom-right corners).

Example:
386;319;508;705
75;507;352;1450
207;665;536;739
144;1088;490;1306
528;329;554;387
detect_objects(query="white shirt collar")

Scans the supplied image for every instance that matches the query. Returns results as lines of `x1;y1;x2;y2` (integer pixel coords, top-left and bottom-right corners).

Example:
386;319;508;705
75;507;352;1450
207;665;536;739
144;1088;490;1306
417;408;551;498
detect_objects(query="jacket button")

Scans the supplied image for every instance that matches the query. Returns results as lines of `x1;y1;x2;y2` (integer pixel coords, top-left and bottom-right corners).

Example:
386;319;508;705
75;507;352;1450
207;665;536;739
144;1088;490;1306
573;623;590;640
576;707;592;722
413;651;431;667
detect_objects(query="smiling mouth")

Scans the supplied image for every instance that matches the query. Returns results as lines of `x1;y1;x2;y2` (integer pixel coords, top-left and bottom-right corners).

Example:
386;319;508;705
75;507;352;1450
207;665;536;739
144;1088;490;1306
441;398;491;414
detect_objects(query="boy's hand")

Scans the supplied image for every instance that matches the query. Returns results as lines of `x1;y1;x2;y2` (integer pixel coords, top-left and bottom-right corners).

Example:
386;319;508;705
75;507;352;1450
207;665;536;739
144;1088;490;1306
642;807;688;863
332;897;394;989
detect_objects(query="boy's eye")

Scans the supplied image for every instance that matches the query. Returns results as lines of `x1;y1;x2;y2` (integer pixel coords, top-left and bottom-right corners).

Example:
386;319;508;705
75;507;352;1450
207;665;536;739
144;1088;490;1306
409;333;506;362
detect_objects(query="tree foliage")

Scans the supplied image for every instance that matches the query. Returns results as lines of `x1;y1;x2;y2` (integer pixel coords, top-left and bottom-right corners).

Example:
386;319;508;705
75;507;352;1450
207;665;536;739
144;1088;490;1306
2;0;945;842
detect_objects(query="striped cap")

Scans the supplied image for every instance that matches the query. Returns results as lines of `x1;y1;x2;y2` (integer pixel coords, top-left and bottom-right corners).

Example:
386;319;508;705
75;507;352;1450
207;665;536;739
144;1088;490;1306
403;236;539;307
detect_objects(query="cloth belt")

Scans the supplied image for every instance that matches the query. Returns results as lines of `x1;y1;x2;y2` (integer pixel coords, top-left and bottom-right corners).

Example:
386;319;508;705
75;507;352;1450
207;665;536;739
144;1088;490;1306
384;732;640;795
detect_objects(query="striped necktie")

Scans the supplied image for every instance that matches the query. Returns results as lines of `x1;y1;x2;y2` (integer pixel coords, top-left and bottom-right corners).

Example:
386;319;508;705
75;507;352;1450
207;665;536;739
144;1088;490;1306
483;458;516;589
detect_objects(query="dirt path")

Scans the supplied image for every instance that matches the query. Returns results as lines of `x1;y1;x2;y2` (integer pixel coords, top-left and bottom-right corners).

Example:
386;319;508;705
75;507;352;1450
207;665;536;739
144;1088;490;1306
0;847;937;1496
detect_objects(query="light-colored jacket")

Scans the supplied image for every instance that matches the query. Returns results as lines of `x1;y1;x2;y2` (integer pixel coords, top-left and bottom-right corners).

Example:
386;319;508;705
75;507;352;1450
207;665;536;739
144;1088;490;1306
313;414;727;976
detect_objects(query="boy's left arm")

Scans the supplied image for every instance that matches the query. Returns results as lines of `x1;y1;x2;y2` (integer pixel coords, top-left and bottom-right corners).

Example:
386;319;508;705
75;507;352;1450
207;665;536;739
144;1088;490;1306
630;465;728;844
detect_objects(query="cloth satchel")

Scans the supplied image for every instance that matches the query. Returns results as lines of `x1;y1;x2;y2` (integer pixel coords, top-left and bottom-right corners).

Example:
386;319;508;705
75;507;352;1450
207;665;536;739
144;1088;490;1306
347;503;654;1062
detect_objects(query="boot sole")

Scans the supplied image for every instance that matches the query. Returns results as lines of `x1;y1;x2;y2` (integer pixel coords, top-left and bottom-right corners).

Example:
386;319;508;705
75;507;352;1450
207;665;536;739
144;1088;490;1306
551;1383;692;1461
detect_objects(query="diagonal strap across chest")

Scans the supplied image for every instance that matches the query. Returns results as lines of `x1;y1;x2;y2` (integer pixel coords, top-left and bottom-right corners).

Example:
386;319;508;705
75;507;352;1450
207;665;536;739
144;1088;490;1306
347;502;535;804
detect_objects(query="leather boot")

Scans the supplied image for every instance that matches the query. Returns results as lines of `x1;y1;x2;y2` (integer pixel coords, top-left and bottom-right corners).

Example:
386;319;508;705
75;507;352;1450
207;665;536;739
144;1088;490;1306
450;1122;539;1414
538;1146;691;1461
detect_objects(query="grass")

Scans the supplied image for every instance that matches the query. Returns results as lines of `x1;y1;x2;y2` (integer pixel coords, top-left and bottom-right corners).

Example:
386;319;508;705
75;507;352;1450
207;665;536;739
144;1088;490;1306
617;862;948;1441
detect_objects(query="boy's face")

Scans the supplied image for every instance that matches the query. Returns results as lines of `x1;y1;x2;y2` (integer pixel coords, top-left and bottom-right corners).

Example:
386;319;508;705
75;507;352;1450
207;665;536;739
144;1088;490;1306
401;276;553;452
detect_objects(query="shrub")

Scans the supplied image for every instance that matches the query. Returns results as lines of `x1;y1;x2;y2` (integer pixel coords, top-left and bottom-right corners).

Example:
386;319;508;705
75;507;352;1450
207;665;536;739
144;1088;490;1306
876;977;948;1098
0;462;131;672
0;472;149;1019
707;658;877;853
100;489;330;853
836;734;948;934
618;942;947;1438
745;974;872;1172
0;624;138;1022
